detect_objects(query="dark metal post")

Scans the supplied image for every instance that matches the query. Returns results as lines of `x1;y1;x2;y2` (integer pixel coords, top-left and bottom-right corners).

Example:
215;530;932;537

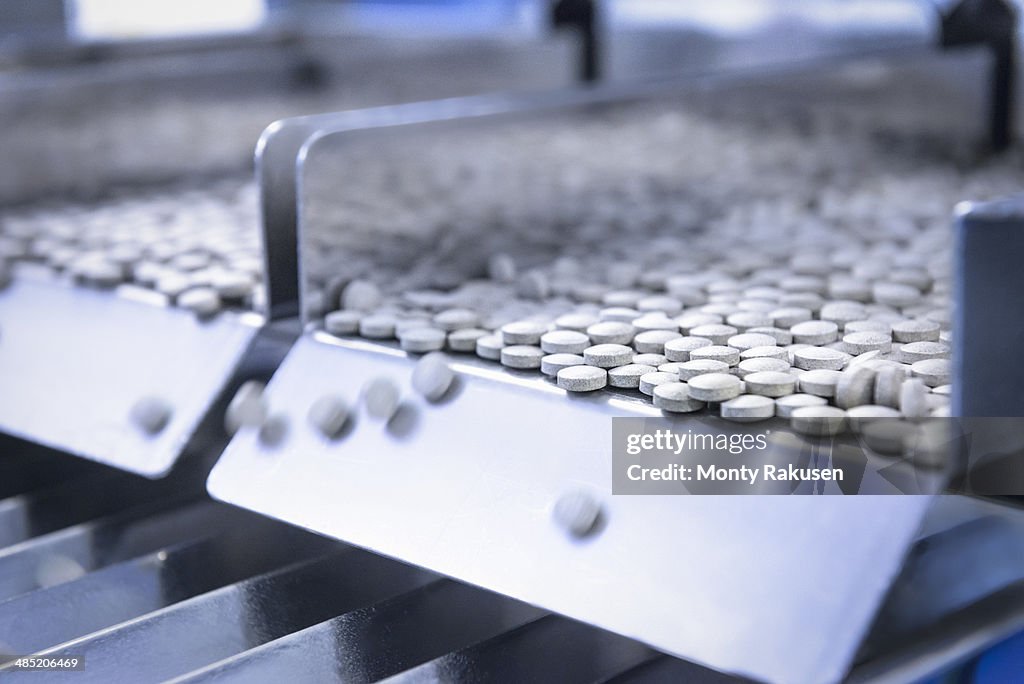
550;0;601;83
940;0;1018;152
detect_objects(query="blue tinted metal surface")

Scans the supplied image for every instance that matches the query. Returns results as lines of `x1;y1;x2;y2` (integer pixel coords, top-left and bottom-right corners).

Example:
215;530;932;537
955;197;1024;417
0;277;259;476
210;335;932;684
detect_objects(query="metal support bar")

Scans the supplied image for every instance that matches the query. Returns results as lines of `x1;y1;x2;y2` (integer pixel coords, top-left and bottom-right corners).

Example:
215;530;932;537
550;0;601;83
954;197;1024;416
939;0;1018;151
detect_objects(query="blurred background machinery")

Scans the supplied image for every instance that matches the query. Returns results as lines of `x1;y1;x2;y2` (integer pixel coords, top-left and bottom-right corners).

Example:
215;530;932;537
2;2;1024;682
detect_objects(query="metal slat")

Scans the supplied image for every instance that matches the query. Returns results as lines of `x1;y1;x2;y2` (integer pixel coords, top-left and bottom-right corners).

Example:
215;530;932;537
169;579;547;683
0;515;333;655
0;470;172;548
381;614;657;684
606;655;748;683
0;439;99;499
15;549;437;683
0;499;221;601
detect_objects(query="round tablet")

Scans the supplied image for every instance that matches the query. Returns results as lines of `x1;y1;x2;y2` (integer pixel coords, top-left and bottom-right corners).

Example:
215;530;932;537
178;287;221;317
448;328;489;352
158;273;194;300
892;319;940;343
210;271;253;299
873;282;921;307
846;405;902;431
790;406;847;436
395;318;433;337
501;321;547;345
639;371;677;396
637;295;683;315
488;254;517;282
746;327;793;345
780;292;824;312
737;357;790;378
541;353;585;377
653;383;705;413
557;365;607;392
689;324;738;345
632;314;679;333
676;312;723;333
475;334;505;360
899;378;929;418
931;384;952;396
846;350;881;368
771;307;813;328
632;353;669;367
843;331;891;355
911;358;951;387
845;320;891;335
363;377;401;420
359;314;397;339
412;353;455;401
555;312;599;332
689;345;740;367
655;361;686;374
432;308;479;332
721;395;775;422
775;394;828;418
604;289;644;306
399;327;446;353
873;365;907;408
341;280;381;311
898;341;950;364
583;344;633;368
687;373;743;402
308;395;350;437
541;330;591;354
586;321;635;345
799;369;844;397
739;345;789;362
608;364;657;389
130;396;173;435
633;330;683;354
552;490;602;538
834;366;876;409
501;345;545;369
225;380;268;434
726;312;773;331
258;414;289;447
790;321;839;345
663;336;714;362
678;359;731;381
599;307;641;323
325;310;361;335
727;333;778;351
793;347;850;371
860;419;917;454
820;303;867;329
744;371;796;397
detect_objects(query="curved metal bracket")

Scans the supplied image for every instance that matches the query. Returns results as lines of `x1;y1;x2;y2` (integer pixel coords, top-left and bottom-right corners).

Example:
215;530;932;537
255;88;627;324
